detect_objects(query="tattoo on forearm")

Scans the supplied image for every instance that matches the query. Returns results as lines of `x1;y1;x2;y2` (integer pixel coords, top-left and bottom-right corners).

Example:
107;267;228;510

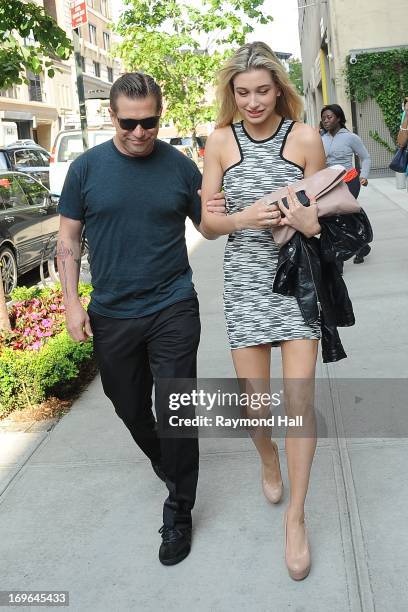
56;240;80;300
56;242;73;260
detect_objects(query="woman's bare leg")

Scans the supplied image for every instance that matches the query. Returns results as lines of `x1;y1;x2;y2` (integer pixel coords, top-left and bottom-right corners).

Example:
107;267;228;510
280;338;318;576
231;345;282;490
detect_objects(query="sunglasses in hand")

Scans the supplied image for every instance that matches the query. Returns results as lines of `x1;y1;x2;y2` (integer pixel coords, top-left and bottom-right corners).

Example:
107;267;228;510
116;116;160;131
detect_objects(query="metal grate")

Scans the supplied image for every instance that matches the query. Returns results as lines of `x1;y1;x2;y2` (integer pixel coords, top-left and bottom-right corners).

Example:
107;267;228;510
354;98;394;177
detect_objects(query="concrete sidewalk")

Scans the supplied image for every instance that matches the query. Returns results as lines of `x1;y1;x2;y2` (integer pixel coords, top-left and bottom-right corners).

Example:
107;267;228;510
0;178;407;611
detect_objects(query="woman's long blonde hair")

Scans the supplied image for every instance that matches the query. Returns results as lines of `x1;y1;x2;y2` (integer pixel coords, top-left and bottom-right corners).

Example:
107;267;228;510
216;41;303;127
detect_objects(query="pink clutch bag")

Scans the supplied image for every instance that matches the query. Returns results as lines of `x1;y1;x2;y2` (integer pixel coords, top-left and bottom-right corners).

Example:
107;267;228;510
257;165;361;246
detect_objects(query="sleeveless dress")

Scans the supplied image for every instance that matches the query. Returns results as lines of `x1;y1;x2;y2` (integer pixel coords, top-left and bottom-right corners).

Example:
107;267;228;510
222;118;321;349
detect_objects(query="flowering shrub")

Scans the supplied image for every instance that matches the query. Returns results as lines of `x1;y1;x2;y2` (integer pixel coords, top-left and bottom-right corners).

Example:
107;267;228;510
1;285;91;352
0;284;95;415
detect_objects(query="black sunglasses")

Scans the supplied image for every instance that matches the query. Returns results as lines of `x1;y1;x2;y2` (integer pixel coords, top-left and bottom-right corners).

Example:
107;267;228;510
116;116;160;131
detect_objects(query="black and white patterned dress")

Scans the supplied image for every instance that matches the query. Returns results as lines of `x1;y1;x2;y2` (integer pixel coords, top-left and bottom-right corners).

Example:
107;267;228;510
222;118;321;349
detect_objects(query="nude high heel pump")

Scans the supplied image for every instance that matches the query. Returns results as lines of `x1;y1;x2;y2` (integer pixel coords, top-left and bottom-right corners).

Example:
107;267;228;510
261;441;283;504
284;511;311;580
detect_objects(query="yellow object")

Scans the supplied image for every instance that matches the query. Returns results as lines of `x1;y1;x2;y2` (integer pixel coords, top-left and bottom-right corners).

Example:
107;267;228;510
320;49;329;105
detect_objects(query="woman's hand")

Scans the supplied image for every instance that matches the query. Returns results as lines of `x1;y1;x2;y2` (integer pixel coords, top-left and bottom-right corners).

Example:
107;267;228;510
277;187;321;238
236;201;282;230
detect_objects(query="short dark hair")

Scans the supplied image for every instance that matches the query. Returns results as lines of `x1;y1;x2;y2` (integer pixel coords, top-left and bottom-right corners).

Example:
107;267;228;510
110;72;162;113
321;104;347;128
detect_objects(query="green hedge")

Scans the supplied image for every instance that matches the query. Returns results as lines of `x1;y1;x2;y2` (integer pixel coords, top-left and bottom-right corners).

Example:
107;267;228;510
0;330;94;415
0;283;95;416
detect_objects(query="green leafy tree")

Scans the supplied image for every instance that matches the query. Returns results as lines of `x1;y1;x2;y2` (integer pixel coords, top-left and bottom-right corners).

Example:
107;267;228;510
0;0;72;90
116;0;273;149
288;58;303;96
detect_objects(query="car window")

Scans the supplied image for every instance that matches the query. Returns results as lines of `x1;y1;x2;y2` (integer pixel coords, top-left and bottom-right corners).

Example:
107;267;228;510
57;134;83;162
17;174;49;206
13;149;45;167
93;132;114;146
38;150;50;165
0;152;8;170
0;174;29;209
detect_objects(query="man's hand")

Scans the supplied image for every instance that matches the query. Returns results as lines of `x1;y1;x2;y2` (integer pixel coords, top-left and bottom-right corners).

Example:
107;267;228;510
65;301;93;342
360;178;368;186
198;189;226;216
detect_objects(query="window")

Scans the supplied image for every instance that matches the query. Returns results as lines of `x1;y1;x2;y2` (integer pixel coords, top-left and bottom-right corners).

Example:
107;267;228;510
103;31;110;50
57;134;84;162
0;153;8;169
17;175;48;207
13;149;46;168
13;149;50;168
0;86;18;98
101;0;109;17
107;66;113;83
27;71;42;102
88;23;97;45
24;30;35;46
0;175;29;209
38;151;50;165
93;61;100;77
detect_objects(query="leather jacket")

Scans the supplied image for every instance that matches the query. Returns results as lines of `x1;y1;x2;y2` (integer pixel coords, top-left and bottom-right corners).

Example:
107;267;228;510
273;211;373;363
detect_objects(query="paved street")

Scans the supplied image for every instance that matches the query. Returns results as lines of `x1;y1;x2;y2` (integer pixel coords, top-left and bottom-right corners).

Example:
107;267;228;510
0;177;407;612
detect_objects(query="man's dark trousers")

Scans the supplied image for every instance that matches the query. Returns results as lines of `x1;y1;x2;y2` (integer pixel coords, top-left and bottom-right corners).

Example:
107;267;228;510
89;298;200;529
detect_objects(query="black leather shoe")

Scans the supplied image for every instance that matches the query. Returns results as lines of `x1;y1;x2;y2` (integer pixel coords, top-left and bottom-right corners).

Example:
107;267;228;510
158;525;192;566
353;254;364;264
151;461;167;483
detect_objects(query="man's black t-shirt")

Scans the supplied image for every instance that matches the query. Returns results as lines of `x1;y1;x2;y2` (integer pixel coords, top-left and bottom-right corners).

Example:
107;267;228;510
58;138;202;318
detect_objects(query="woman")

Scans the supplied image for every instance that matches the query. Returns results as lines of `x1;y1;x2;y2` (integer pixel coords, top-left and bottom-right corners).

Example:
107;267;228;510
320;104;371;264
200;41;327;581
397;96;408;149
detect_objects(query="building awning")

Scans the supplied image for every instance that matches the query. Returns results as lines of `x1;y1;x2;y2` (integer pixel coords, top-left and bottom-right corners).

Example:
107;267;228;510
0;100;58;122
83;74;112;100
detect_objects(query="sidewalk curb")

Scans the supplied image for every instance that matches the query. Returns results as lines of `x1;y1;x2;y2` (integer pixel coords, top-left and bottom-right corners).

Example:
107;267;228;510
327;365;376;612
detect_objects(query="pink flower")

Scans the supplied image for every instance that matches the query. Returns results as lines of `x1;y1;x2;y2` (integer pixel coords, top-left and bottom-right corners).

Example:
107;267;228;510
29;341;42;350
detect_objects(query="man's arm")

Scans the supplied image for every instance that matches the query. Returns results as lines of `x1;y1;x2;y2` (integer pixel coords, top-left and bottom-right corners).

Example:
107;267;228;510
57;215;92;342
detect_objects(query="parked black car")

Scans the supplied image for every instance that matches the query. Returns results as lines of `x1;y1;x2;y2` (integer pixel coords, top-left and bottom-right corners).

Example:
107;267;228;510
0;171;59;295
0;140;50;189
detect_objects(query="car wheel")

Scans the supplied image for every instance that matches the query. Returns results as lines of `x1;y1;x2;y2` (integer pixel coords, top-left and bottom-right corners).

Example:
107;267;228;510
0;247;18;297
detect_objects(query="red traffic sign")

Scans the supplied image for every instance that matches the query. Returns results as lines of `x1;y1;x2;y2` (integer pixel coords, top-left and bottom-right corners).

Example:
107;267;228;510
70;0;88;29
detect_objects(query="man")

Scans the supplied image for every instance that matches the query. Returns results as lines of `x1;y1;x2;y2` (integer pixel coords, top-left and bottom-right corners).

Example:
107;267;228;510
57;72;223;566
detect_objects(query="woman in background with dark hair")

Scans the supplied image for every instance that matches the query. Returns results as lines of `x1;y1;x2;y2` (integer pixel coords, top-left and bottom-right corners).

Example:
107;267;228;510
321;104;371;265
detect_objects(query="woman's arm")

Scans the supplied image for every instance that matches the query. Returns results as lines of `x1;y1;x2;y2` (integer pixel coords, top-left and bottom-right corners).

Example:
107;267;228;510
200;129;281;238
301;125;327;178
350;134;371;183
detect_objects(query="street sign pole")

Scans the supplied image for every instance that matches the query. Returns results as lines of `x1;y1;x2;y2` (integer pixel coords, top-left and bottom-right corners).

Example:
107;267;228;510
70;1;89;150
73;27;89;151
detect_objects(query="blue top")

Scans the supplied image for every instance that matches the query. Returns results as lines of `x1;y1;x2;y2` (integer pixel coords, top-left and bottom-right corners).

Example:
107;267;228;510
58;138;202;318
321;128;371;179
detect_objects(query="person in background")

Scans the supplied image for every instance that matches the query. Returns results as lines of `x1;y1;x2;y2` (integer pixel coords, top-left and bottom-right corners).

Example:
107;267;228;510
397;96;408;150
320;104;371;265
